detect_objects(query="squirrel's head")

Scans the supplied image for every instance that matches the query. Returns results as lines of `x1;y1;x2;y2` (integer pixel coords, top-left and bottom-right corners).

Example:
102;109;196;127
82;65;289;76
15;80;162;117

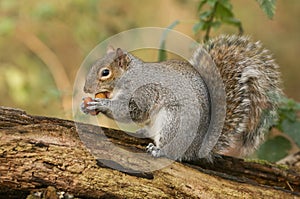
83;46;131;98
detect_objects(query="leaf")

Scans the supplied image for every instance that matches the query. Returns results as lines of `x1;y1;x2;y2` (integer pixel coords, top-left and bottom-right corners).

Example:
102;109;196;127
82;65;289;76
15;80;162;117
215;2;233;19
218;0;232;10
211;20;222;29
279;109;297;123
197;0;208;11
194;0;242;39
256;0;277;19
281;120;300;147
287;98;300;111
199;10;213;20
193;22;205;33
277;97;300;123
256;136;292;162
222;17;242;27
158;20;180;61
207;0;218;7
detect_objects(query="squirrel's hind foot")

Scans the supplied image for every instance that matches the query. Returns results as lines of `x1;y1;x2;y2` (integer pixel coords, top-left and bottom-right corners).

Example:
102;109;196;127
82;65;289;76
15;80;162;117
146;143;162;158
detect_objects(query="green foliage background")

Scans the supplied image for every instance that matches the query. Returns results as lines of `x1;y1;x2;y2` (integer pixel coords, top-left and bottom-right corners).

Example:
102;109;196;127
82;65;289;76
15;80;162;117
0;0;299;161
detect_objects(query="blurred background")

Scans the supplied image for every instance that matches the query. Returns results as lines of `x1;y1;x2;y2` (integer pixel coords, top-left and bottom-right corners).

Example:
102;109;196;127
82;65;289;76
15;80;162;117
0;0;299;120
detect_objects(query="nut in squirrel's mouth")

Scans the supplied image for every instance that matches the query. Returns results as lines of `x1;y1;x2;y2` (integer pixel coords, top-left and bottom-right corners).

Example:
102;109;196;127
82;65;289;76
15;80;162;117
95;92;111;99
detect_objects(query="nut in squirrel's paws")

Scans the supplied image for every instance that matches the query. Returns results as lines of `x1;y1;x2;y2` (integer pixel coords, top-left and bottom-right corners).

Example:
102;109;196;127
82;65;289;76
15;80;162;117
82;92;108;116
146;143;161;158
95;92;107;99
82;97;99;115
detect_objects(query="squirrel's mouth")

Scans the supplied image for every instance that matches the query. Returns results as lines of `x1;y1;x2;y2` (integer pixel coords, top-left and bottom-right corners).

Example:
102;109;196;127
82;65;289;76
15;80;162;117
95;92;111;99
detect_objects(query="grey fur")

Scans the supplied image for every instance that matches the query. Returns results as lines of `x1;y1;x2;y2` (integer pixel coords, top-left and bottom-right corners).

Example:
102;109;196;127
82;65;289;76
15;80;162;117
82;35;282;161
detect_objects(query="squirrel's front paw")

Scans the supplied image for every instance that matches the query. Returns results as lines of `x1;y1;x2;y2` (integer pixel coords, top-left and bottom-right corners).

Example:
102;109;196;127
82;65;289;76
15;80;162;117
81;97;94;114
86;98;110;111
80;97;101;115
80;101;90;114
146;143;161;158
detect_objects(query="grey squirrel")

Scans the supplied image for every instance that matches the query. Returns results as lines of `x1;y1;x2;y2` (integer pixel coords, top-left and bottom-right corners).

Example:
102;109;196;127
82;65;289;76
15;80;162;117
81;35;282;161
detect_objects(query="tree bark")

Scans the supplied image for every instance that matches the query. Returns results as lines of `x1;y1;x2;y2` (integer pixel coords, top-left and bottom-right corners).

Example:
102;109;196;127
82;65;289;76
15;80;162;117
0;106;299;198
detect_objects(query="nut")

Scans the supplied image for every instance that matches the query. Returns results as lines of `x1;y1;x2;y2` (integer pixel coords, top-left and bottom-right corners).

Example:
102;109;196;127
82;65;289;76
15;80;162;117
95;93;107;99
83;97;99;116
83;97;93;107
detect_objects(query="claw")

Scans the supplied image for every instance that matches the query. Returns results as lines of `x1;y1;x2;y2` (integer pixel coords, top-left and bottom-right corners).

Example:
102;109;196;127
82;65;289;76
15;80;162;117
92;97;105;102
86;105;98;110
146;143;161;158
87;101;99;105
91;98;110;106
146;143;155;152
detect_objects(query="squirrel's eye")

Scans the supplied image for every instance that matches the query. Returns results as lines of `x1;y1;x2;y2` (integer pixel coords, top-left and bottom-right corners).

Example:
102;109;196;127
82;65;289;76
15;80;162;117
101;69;110;77
99;68;112;81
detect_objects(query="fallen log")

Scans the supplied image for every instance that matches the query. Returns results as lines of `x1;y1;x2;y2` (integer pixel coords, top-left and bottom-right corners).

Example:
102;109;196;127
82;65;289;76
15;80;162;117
0;106;299;198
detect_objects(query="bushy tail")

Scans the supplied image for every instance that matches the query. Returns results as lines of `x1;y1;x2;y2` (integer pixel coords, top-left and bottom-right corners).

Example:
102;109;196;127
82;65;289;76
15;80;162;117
203;35;283;157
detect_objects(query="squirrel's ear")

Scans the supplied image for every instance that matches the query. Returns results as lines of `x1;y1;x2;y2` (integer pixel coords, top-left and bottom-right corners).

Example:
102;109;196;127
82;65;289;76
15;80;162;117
106;45;115;54
115;48;131;69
